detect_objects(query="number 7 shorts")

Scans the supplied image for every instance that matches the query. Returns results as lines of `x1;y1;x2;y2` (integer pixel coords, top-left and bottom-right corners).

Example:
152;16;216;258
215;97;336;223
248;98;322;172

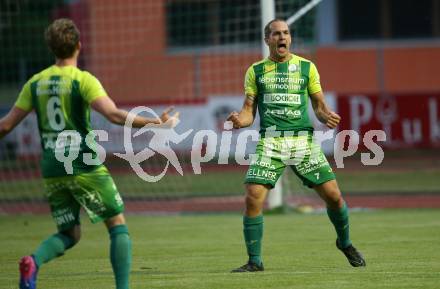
244;134;336;188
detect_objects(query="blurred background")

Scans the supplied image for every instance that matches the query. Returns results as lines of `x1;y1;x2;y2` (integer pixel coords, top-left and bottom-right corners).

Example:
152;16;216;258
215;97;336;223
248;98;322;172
0;0;439;214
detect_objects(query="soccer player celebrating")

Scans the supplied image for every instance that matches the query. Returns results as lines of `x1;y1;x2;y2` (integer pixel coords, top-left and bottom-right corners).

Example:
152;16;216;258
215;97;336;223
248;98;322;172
228;19;366;272
0;18;179;289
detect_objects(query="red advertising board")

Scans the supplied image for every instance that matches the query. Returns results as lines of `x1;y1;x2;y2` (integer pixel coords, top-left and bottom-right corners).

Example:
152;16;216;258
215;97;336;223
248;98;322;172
337;94;440;148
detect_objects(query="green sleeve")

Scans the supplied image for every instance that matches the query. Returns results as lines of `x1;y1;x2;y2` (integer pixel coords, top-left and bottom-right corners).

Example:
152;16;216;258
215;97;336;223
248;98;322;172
244;65;257;97
308;62;322;95
14;80;33;111
81;72;108;104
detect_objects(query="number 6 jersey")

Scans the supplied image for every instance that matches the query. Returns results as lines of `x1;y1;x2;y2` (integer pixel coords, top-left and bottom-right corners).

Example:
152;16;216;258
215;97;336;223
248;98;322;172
15;65;107;177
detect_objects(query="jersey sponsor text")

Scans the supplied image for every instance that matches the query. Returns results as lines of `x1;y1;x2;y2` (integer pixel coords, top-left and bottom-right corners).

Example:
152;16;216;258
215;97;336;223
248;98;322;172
263;93;301;104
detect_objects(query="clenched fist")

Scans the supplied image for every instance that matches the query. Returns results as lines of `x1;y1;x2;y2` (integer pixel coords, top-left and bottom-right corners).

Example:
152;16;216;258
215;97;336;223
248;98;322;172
326;111;341;129
227;111;241;129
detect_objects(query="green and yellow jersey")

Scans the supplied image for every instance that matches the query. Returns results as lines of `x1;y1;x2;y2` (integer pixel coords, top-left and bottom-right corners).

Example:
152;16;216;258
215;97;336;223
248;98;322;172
244;53;322;134
15;65;107;178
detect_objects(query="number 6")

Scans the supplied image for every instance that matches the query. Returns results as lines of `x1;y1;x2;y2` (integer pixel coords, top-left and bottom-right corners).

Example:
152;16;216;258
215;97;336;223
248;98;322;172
47;97;66;131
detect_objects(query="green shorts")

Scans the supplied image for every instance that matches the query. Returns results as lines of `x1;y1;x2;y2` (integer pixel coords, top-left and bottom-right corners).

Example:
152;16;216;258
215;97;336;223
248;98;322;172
245;134;336;188
44;166;124;232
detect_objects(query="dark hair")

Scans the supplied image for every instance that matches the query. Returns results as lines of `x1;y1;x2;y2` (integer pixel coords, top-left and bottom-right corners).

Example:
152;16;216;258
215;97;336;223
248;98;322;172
45;18;80;59
264;18;288;39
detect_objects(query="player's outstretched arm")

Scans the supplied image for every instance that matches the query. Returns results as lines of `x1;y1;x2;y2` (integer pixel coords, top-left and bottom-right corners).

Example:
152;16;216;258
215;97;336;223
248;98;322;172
91;96;179;128
310;91;341;129
227;94;257;129
0;106;30;139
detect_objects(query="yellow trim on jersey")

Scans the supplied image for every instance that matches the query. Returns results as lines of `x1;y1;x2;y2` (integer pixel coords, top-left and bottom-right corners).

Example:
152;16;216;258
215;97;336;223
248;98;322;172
243;54;323;98
244;65;257;97
15;80;33;111
308;62;322;95
14;65;108;112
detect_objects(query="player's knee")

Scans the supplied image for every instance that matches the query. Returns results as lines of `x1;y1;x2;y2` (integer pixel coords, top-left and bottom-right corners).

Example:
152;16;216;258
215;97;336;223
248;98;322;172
326;192;344;210
245;193;264;215
245;190;262;205
245;201;263;217
245;195;259;209
315;181;344;210
61;225;81;245
244;184;269;213
105;213;126;230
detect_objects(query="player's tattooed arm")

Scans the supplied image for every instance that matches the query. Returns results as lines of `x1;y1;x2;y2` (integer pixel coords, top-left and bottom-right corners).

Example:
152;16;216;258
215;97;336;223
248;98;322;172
246;94;256;102
310;91;341;129
227;93;257;129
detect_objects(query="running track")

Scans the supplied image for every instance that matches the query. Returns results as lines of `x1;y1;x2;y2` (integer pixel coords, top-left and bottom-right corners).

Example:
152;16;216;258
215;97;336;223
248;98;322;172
1;194;440;215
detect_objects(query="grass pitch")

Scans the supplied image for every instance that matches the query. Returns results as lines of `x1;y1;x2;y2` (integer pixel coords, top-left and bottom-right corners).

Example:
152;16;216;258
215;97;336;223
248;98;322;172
1;209;440;289
2;168;440;201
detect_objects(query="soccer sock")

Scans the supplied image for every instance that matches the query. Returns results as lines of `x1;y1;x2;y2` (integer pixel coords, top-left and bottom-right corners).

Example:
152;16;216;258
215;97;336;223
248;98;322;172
243;215;263;266
32;233;75;267
327;202;351;248
109;224;132;289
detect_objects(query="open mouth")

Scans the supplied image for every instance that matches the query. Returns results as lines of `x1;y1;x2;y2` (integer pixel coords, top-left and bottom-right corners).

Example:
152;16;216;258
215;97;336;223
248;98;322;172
277;43;287;52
